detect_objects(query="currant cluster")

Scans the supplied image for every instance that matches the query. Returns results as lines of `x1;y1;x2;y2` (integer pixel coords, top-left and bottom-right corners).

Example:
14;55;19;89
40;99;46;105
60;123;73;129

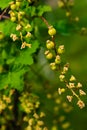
9;0;32;49
58;0;80;22
58;0;74;16
0;88;15;129
0;88;15;113
44;21;86;108
19;92;48;130
45;26;64;70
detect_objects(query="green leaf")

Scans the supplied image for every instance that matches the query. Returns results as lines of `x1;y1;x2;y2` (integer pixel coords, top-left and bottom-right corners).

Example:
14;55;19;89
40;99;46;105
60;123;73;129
0;20;16;36
14;40;39;65
27;6;36;17
37;5;52;16
0;0;12;9
55;20;70;36
0;67;27;91
1;49;8;59
8;68;26;91
0;74;8;90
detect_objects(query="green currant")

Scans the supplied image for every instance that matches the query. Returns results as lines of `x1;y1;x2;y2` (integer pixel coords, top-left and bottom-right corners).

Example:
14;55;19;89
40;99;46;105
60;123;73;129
46;53;53;59
50;63;56;70
55;58;61;64
58;1;64;8
16;1;21;7
19;11;25;16
48;26;56;36
0;32;4;40
66;12;71;17
11;16;16;22
10;4;16;10
51;65;56;70
57;45;64;54
10;12;15;17
46;40;54;49
55;55;61;64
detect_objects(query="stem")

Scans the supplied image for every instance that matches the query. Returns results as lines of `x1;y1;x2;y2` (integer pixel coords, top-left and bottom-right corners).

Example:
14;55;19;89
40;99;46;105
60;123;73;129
0;15;10;20
39;16;50;28
0;7;10;20
12;90;20;130
39;16;57;54
51;35;57;54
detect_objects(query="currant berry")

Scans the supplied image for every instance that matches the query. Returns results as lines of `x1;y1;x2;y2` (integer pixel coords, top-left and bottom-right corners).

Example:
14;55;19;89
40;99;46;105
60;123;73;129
16;1;21;7
10;4;16;10
0;32;4;40
19;11;25;16
48;26;56;36
50;63;56;70
75;17;79;22
66;12;71;17
55;55;61;64
11;16;16;22
57;45;64;54
58;1;64;8
46;40;54;49
9;11;15;17
46;52;53;59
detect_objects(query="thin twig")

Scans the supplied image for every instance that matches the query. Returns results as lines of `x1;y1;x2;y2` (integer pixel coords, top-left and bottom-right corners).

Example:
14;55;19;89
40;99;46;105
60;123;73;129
0;6;9;20
39;16;50;28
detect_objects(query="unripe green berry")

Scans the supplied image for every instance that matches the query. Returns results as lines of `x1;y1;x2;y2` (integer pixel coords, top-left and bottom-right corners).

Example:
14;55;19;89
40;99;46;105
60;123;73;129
46;40;54;49
55;58;61;64
10;12;15;17
66;11;71;17
28;0;32;3
11;16;16;22
50;63;56;70
19;11;25;16
16;1;21;7
51;65;56;70
57;45;64;54
0;32;4;40
55;55;61;64
18;14;22;21
58;1;64;8
48;26;56;36
10;4;16;10
46;52;53;59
